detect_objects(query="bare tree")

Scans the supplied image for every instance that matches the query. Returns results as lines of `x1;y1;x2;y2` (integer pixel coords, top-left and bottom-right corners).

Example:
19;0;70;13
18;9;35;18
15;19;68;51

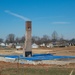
20;36;25;43
32;36;36;44
15;37;20;44
70;38;75;43
41;35;50;46
0;38;3;43
5;34;15;43
52;31;58;42
59;34;64;43
32;36;41;45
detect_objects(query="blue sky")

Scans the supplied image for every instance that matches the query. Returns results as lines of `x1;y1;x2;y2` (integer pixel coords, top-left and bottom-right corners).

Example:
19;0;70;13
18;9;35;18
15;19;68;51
0;0;75;40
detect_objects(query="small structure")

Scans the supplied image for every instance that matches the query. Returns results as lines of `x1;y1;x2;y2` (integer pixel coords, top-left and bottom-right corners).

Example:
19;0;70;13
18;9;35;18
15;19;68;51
40;43;45;47
47;43;53;48
0;43;5;47
16;45;22;50
32;43;39;48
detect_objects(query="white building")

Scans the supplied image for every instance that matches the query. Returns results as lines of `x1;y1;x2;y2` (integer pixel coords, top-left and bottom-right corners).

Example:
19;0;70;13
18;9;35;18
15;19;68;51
32;43;39;48
40;43;45;47
47;43;53;48
16;45;22;50
0;43;5;46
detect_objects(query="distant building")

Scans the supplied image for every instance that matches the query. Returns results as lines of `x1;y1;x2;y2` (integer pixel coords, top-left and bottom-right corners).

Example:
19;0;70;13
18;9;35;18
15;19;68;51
47;43;53;48
15;43;23;50
5;43;9;47
16;45;23;50
0;43;5;47
32;43;39;48
40;43;45;47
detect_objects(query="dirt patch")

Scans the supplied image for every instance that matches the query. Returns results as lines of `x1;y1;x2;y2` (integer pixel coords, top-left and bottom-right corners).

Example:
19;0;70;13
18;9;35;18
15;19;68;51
0;61;75;69
0;46;75;56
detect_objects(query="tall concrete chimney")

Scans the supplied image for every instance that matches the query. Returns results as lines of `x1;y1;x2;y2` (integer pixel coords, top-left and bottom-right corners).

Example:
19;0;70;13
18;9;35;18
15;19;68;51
23;21;32;57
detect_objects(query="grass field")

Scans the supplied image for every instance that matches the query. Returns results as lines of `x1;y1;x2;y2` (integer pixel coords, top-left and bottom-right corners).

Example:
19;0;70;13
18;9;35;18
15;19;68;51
1;67;75;75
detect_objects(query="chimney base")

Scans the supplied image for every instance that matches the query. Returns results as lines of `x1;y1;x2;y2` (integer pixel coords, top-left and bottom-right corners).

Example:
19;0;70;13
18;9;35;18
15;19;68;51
24;51;32;57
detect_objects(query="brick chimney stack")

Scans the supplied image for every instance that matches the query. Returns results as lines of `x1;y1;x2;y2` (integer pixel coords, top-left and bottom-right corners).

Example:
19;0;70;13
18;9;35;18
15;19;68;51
23;21;32;57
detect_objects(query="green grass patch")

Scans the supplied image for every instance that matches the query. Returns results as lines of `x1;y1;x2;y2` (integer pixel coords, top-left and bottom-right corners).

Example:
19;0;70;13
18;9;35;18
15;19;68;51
1;68;75;75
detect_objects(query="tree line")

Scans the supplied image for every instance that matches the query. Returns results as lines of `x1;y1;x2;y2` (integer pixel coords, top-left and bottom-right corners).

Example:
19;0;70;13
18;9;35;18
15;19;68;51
0;31;75;46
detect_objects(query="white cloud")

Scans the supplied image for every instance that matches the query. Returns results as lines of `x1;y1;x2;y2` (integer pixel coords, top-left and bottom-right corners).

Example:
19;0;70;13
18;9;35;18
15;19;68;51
4;10;30;21
52;22;70;24
33;16;64;21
